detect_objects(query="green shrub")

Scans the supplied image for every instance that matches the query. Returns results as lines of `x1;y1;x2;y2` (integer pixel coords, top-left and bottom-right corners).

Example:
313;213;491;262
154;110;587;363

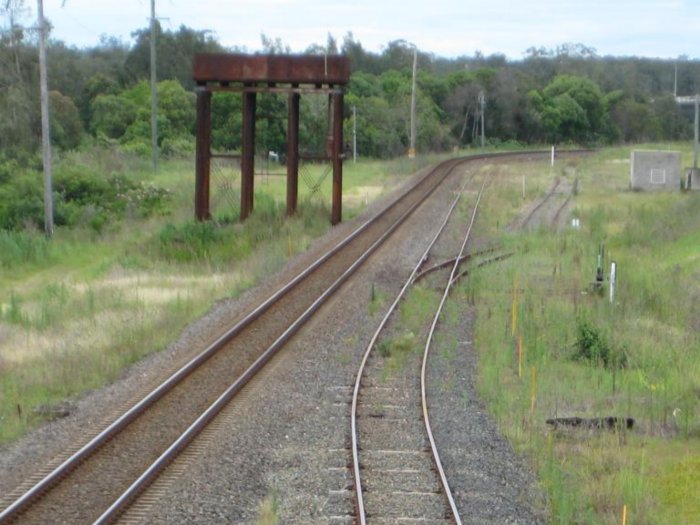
0;162;171;231
0;172;44;230
573;318;627;369
0;156;21;185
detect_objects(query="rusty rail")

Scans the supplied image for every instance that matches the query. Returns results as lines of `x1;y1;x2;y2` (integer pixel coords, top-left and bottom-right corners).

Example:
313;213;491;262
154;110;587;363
0;160;448;525
0;150;564;524
420;175;487;524
94;159;470;525
350;172;472;524
0;156;477;525
521;176;561;229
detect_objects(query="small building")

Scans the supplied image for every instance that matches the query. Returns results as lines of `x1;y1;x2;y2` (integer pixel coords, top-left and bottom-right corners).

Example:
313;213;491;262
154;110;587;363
630;150;681;191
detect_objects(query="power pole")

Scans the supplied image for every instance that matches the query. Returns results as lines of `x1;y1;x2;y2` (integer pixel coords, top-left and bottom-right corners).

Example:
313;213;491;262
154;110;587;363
352;104;357;163
408;46;417;159
479;90;485;150
37;0;53;237
150;0;158;174
674;61;678;97
676;94;700;172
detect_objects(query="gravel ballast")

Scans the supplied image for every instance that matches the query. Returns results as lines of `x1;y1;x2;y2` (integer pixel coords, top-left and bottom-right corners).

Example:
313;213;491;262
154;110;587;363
1;158;550;524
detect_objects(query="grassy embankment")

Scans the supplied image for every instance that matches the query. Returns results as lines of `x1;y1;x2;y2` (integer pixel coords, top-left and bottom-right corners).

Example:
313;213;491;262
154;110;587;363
457;145;699;524
0;148;448;445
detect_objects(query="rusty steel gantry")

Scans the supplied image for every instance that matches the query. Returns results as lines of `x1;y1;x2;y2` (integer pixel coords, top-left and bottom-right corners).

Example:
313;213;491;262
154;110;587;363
193;53;351;224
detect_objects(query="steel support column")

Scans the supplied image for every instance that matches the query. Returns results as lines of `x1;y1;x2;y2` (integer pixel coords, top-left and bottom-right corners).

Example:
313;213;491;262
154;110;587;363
331;92;344;225
195;89;212;221
287;92;300;215
241;91;256;220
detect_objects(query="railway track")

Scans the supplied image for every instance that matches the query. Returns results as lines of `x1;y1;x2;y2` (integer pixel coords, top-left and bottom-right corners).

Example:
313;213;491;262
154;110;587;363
520;176;562;229
1;151;561;525
350;168;488;524
520;150;592;230
0;155;473;525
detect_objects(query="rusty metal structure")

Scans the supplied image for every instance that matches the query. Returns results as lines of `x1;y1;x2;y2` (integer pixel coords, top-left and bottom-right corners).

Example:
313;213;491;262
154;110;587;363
193;53;351;224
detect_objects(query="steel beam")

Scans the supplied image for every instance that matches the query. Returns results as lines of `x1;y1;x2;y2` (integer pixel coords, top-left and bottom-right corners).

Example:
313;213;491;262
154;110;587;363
193;54;351;86
193;54;349;224
241;91;256;220
195;90;212;221
331;92;344;225
287;92;300;216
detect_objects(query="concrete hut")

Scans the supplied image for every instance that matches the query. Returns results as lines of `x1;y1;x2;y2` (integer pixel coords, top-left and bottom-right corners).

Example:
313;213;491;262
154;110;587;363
630;150;681;191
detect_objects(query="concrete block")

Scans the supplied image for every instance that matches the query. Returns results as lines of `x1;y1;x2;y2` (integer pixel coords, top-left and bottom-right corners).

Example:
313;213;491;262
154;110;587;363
630;150;681;191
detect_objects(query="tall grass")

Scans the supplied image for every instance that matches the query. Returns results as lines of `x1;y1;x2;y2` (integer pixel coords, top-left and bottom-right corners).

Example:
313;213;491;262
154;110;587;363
465;148;700;523
0;230;53;268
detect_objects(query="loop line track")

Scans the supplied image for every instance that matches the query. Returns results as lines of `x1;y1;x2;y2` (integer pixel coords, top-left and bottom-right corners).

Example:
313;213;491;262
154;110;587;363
351;170;487;524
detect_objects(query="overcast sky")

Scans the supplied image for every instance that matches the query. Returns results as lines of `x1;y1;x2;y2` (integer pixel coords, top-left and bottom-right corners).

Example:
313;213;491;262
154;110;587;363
15;0;700;59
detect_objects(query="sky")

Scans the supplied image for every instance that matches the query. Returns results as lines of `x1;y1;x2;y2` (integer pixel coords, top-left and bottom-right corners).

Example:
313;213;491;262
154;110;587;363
11;0;700;60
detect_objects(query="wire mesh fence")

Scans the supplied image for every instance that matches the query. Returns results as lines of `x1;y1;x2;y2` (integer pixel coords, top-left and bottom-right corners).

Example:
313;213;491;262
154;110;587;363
210;155;241;221
299;158;332;200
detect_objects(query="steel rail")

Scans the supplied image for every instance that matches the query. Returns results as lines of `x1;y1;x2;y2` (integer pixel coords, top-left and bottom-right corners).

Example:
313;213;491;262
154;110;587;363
94;159;467;525
450;251;515;287
521;176;561;229
0;156;460;525
551;192;573;227
350;172;473;524
0;150;556;524
413;246;499;283
420;174;488;525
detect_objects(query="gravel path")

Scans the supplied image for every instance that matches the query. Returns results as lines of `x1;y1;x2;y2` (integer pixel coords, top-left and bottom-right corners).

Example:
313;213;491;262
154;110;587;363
1;157;551;525
426;296;547;525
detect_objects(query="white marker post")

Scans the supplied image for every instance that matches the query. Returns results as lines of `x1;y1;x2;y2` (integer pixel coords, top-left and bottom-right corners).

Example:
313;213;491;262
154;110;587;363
609;261;617;304
551;145;555;167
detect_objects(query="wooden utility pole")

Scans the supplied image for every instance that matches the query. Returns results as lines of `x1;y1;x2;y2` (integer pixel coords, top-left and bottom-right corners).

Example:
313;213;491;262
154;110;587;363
150;0;158;174
674;62;678;97
37;0;53;237
479;90;485;150
409;46;417;159
352;104;357;163
675;94;699;172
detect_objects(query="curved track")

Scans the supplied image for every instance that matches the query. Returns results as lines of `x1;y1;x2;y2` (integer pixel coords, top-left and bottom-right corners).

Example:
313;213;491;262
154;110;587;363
350;167;487;524
1;151;564;525
0;157;463;525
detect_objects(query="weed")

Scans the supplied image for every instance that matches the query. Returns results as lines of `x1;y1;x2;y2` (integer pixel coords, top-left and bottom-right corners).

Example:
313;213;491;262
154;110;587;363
377;339;392;358
157;221;226;262
376;332;417;362
573;318;627;369
4;292;24;324
0;230;53;268
256;491;280;525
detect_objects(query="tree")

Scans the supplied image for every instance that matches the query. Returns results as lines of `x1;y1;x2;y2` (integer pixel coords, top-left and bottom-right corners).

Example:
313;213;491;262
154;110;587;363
50;90;83;150
90;93;137;139
90;80;194;154
124;24;223;89
531;75;612;143
0;1;40;158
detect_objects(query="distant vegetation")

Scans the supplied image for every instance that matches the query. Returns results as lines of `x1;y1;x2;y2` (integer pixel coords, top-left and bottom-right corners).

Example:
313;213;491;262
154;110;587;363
1;4;699;230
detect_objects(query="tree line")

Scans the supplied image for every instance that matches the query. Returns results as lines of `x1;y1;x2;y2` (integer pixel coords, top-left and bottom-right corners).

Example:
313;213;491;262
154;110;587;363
1;9;699;164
